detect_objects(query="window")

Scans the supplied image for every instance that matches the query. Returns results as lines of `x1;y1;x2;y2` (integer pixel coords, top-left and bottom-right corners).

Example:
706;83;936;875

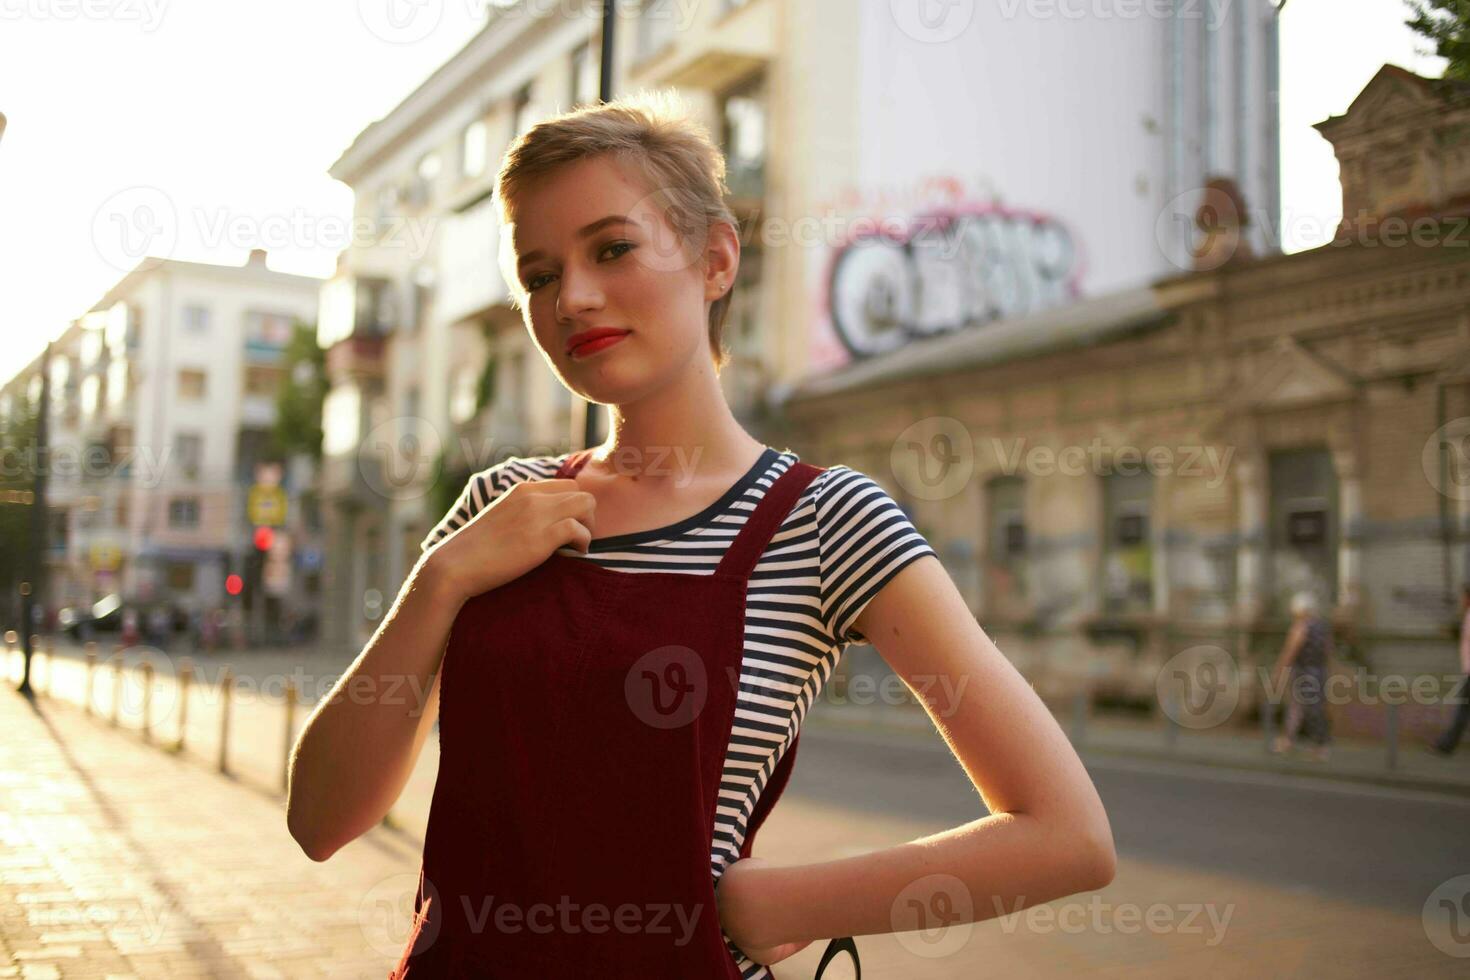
1101;470;1154;615
725;240;763;360
1267;447;1339;616
183;304;210;333
177;368;207;401
461;118;487;178
412;271;434;333
375;184;400;232
404;385;420;422
165;561;195;591
411;152;441;205
570;41;598;108
244;365;282;397
322;386;363;457
80;375;100;417
173;432;203;479
511;83;533;137
168;497;200;528
355;277;398;334
985;475;1028;614
450;365;478;425
244;310;294;359
106;301;140;355
721;74;768;200
107;358;129;408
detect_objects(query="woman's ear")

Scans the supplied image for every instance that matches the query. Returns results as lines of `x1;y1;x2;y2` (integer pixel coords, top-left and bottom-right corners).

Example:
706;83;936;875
702;221;740;300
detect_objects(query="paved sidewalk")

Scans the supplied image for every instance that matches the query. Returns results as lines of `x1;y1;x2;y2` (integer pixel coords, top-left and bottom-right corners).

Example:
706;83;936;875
2;668;1459;977
0;686;421;979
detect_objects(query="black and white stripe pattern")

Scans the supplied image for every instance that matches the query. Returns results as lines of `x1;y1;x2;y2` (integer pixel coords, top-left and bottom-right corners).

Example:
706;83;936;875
421;448;937;977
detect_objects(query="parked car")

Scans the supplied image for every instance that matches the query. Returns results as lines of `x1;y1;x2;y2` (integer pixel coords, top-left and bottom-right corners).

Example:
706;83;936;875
58;593;125;641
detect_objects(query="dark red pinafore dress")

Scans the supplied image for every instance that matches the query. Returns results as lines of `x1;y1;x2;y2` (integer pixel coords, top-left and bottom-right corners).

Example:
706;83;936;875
390;449;861;978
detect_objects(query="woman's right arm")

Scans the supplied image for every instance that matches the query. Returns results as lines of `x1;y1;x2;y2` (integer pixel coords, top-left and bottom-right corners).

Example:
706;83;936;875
286;554;463;862
285;477;595;862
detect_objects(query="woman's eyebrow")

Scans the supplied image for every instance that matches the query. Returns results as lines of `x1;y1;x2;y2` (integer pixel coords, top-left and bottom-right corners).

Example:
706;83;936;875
518;215;631;269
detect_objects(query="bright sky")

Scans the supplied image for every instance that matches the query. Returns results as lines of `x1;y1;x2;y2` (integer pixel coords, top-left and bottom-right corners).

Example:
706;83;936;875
0;0;1448;374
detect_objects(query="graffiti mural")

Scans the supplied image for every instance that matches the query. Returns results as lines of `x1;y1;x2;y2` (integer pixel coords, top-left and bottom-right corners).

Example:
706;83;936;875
825;205;1081;360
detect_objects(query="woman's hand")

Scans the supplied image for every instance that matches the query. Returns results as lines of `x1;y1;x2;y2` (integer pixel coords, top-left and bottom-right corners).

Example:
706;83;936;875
423;478;596;603
715;857;813;966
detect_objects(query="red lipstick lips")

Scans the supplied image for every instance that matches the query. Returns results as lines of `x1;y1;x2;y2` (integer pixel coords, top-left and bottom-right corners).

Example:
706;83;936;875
566;327;631;358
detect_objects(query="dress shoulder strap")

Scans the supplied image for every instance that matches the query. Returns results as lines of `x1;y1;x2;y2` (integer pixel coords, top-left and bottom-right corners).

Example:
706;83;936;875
715;457;824;580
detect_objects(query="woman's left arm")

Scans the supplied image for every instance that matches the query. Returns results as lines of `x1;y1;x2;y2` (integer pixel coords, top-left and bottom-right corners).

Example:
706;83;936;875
717;554;1116;959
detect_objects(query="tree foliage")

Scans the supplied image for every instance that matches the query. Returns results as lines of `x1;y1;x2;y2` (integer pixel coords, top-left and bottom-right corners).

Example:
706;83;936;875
1406;0;1470;81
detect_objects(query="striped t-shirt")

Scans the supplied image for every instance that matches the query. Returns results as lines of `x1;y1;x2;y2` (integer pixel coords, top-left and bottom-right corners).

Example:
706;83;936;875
420;446;937;978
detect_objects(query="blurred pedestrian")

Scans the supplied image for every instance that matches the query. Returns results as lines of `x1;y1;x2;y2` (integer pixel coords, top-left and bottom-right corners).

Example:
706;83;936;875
1429;585;1470;756
121;607;140;648
148;606;171;650
1270;590;1333;762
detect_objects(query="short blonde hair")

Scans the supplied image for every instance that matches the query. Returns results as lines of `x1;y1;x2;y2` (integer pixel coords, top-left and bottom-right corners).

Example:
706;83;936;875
495;89;739;374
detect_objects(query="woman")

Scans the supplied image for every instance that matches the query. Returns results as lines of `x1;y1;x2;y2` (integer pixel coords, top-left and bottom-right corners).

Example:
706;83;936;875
287;91;1115;978
1270;590;1333;762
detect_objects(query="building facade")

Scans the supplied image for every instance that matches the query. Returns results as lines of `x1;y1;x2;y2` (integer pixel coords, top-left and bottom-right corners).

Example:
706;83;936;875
773;65;1470;738
1;250;324;641
316;0;1275;650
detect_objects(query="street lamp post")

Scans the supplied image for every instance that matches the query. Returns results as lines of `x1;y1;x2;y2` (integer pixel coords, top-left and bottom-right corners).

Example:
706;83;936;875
18;341;52;697
576;1;619;454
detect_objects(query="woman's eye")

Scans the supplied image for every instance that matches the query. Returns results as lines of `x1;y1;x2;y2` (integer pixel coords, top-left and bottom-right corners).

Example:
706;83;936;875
524;242;633;293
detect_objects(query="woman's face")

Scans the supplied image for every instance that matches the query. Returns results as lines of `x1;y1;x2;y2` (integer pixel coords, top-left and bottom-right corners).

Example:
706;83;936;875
509;154;731;405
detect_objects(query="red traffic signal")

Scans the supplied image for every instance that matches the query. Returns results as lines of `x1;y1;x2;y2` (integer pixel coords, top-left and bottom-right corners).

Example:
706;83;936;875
253;525;275;551
225;574;243;596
